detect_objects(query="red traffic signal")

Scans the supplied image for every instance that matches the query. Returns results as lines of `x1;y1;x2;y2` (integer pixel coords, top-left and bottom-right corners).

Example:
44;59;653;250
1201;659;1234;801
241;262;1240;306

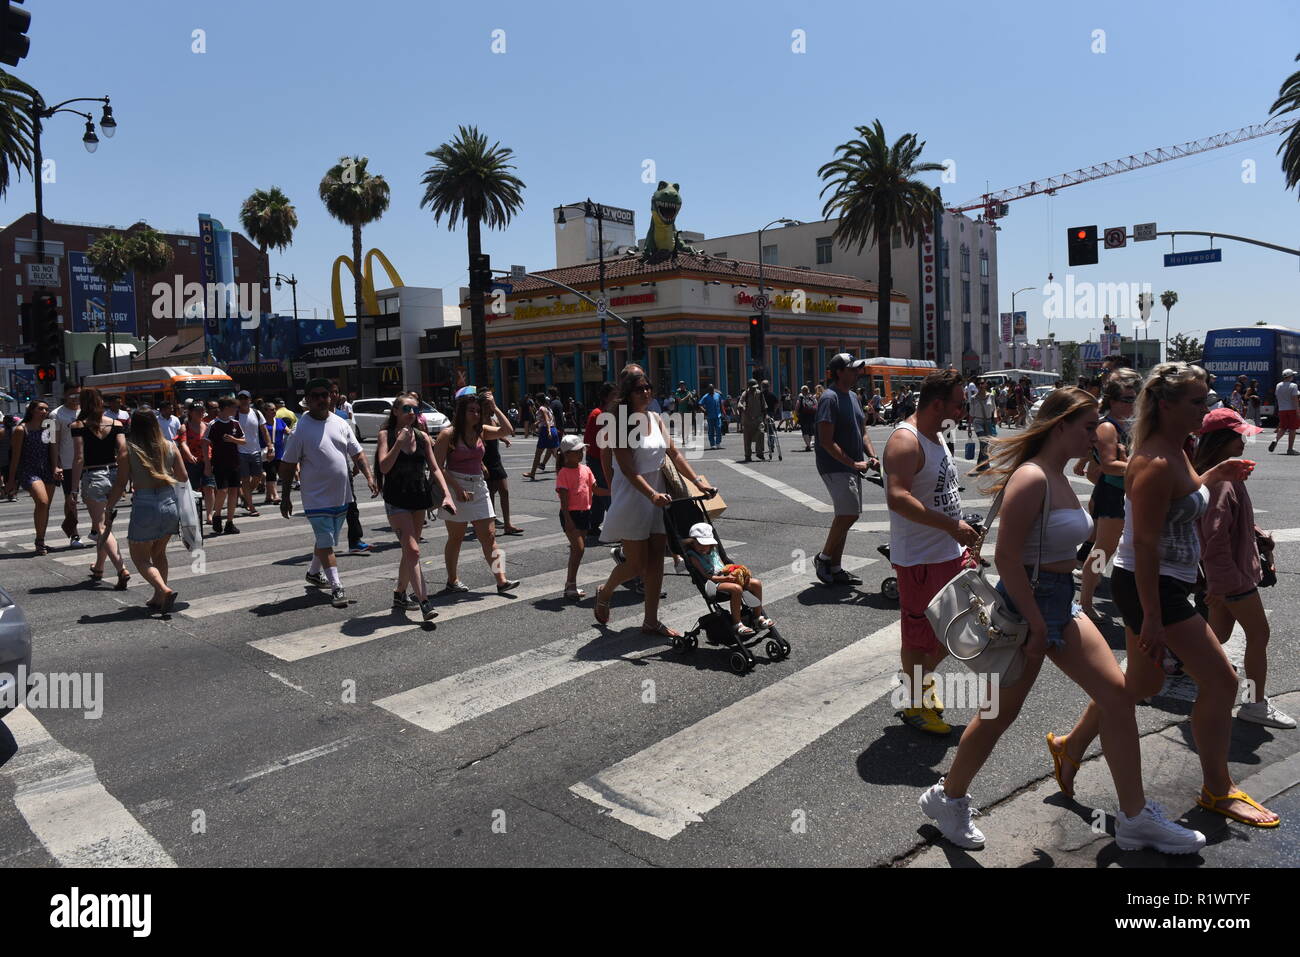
35;364;57;384
1067;225;1098;267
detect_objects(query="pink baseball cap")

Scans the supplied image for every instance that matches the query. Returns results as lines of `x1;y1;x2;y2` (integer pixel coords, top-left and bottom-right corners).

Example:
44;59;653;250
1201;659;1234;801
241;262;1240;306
1198;407;1263;437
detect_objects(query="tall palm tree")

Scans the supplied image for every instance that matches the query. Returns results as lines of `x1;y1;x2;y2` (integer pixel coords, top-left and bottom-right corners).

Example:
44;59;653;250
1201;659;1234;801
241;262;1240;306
86;232;132;373
126;225;174;368
319;157;389;392
1161;289;1179;358
420;125;526;387
1270;53;1300;193
0;69;36;198
240;186;298;363
819;120;945;360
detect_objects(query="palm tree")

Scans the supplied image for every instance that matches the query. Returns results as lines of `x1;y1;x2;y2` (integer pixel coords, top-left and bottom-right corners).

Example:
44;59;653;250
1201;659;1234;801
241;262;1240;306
319;157;390;392
125;225;174;368
1270;53;1300;193
420;125;526;387
240;186;298;363
1161;289;1179;358
819;120;945;360
86;232;132;373
0;69;36;198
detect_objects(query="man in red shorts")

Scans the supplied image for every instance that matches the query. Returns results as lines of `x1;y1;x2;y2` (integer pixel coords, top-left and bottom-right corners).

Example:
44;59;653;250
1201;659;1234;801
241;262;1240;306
1268;368;1299;455
882;369;980;735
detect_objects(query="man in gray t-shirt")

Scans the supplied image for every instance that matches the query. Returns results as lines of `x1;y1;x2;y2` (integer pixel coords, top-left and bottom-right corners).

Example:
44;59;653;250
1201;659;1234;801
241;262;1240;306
813;353;880;587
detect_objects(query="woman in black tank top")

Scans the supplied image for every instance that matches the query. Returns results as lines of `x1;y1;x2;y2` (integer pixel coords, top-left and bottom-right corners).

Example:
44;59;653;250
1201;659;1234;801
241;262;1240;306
71;388;130;589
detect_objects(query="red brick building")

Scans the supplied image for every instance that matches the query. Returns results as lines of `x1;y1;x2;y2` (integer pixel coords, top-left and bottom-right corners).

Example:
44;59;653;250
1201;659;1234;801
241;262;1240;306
0;213;269;360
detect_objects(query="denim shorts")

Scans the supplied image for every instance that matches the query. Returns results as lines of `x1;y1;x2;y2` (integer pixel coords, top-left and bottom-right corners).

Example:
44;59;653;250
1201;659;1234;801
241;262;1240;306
994;569;1080;650
127;485;180;542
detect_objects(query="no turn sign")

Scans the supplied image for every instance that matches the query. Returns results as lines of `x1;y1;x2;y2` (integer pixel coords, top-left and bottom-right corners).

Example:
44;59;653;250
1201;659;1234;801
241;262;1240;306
754;295;769;311
1104;227;1127;249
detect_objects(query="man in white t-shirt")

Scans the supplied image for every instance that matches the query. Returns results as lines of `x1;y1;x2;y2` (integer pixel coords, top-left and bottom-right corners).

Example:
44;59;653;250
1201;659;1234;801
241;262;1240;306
235;390;272;515
156;400;181;441
105;394;130;423
50;383;84;547
1269;369;1300;455
279;379;377;609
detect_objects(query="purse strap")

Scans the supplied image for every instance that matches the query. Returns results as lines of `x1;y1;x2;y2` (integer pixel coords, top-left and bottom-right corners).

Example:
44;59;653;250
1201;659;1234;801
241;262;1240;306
977;463;1052;587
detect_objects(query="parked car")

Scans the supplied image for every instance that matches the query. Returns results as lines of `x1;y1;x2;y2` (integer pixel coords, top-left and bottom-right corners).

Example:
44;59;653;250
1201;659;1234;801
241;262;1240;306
351;398;450;441
0;583;32;720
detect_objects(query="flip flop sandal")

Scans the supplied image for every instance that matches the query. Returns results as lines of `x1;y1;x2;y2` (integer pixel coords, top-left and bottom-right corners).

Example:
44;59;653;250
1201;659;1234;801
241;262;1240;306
88;567;104;581
114;571;131;591
641;621;682;638
564;588;587;601
593;588;611;625
1047;733;1081;799
161;591;179;614
1196;788;1280;828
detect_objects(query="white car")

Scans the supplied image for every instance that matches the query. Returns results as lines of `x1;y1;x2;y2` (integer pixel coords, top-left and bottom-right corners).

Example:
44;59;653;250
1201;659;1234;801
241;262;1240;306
1027;386;1057;423
351;398;450;441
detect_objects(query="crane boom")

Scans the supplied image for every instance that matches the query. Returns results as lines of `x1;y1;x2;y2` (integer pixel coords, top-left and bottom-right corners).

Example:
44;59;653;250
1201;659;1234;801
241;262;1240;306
952;118;1293;220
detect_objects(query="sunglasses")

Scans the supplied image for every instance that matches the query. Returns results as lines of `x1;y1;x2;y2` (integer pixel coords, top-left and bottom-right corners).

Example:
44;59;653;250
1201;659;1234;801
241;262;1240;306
632;384;653;393
398;405;417;414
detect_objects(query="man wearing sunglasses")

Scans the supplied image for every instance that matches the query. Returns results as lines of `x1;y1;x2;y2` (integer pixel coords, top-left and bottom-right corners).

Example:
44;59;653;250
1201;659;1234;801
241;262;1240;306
279;379;378;609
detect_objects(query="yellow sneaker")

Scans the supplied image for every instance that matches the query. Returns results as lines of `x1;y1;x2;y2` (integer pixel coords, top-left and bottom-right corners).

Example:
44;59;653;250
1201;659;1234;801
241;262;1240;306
900;707;951;735
922;675;944;714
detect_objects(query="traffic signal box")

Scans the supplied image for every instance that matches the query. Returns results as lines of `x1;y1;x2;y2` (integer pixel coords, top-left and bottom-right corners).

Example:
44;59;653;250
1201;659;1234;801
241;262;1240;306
629;316;645;360
749;314;764;364
1067;225;1099;266
469;253;491;293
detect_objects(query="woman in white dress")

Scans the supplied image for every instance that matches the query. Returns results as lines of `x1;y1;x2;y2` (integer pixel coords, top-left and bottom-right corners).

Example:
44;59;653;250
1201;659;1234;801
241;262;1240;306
593;365;716;637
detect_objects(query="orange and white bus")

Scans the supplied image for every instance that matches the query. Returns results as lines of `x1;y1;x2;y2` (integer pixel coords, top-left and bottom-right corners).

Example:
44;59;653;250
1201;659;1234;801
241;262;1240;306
82;366;236;408
858;358;940;401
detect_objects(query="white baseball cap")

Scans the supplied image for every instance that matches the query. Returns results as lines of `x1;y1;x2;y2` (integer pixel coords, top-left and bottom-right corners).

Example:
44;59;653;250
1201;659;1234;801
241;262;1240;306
687;522;717;545
559;434;586;454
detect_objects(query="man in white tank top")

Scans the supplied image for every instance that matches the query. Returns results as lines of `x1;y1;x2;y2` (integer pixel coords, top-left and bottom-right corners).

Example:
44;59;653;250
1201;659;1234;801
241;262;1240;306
882;370;980;735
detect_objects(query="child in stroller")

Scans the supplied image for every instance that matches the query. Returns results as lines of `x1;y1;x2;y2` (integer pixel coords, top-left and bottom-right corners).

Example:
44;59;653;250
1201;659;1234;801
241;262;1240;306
663;495;790;673
682;522;774;639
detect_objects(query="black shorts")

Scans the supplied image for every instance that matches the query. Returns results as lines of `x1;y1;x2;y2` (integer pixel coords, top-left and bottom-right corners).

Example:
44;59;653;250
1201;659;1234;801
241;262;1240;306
1090;480;1126;520
264;459;281;480
1110;566;1199;632
62;469;76;496
212;464;241;490
559;509;591;534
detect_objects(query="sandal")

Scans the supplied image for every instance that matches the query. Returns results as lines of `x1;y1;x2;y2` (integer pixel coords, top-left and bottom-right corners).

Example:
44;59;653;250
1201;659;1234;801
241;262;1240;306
564;586;587;601
114;570;131;591
754;615;774;630
34;541;49;556
88;567;104;581
734;623;756;639
641;621;682;638
503;526;525;536
594;587;611;625
1047;732;1081;799
1196;787;1280;828
161;591;179;614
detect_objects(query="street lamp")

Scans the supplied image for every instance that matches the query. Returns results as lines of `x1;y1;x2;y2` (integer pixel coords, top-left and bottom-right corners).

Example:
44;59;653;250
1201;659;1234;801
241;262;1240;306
1009;286;1034;368
29;94;117;382
755;218;801;379
272;274;299;386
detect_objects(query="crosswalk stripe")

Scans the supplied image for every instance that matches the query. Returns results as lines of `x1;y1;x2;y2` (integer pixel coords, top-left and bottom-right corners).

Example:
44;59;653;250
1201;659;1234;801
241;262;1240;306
179;530;577;618
570;617;904;840
717;460;833;512
1;706;176;866
372;555;872;735
249;559;619;662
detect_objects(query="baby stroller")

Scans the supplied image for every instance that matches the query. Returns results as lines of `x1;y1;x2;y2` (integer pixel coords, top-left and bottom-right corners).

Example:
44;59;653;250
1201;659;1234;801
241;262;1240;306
763;415;784;461
876;512;989;602
663;493;791;674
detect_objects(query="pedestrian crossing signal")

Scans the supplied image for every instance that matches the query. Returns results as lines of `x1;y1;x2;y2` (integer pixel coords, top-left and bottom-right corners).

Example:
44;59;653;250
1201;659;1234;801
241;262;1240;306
35;364;56;384
1067;225;1098;266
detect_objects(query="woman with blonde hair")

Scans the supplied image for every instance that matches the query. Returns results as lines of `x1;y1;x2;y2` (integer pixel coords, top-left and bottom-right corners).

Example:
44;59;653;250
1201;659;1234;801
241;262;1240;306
1047;363;1278;829
104;409;189;613
1079;368;1141;620
919;387;1207;854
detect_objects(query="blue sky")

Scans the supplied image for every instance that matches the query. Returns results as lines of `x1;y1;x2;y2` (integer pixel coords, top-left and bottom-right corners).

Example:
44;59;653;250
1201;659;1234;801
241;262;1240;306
5;0;1298;347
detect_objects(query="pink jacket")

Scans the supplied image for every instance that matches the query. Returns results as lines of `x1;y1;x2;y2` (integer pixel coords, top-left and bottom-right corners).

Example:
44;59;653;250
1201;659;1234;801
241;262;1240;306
1198;479;1260;597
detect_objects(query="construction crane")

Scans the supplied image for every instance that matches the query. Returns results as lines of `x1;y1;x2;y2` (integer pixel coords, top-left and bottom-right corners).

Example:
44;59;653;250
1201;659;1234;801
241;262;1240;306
951;118;1293;222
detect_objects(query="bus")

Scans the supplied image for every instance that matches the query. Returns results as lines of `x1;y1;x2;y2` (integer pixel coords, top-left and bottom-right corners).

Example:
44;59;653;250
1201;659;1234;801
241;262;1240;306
1202;326;1300;422
859;357;939;401
977;368;1060;391
82;366;236;408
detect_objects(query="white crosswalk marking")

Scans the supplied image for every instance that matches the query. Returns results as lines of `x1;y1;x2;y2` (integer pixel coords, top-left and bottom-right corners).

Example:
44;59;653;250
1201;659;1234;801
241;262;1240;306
570;618;904;839
373;555;872;735
718;459;833;512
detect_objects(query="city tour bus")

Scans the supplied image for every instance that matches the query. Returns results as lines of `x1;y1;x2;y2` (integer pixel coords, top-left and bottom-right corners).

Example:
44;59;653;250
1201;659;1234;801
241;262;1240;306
1201;326;1300;423
82;366;236;409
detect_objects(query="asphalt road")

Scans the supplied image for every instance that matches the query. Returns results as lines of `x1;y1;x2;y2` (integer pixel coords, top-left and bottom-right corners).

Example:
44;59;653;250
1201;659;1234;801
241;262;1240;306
1;422;1297;867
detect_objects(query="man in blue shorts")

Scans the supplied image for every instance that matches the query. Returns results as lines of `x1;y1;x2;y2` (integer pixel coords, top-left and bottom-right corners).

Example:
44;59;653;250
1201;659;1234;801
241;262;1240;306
280;379;378;609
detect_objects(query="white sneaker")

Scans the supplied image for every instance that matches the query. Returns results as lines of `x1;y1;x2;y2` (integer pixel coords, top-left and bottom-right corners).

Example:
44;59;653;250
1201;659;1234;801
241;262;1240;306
918;778;985;849
1237;699;1298;729
1115;802;1205;854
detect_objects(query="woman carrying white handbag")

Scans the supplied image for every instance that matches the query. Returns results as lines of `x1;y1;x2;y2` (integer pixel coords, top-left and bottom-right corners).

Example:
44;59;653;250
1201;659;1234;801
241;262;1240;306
919;387;1207;855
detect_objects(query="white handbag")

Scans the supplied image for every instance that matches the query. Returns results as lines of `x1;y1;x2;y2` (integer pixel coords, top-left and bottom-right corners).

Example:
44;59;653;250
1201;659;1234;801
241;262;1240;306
924;474;1051;688
176;481;204;552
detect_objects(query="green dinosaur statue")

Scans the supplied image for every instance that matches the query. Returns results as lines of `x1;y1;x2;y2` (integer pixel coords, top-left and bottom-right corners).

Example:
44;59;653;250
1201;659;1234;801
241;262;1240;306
641;181;700;258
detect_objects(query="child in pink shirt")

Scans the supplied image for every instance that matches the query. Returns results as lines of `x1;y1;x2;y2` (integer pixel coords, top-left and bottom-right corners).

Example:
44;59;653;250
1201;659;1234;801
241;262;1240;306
556;435;608;601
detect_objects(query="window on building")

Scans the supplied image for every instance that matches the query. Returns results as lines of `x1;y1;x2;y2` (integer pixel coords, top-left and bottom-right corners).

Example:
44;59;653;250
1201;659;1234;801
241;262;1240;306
892;227;902;249
961;280;971;314
979;249;989;277
981;322;990;355
178;239;189;247
815;237;832;265
960;244;970;274
698;345;717;389
941;239;950;273
981;283;989;315
762;244;778;265
232;246;239;257
963;320;972;352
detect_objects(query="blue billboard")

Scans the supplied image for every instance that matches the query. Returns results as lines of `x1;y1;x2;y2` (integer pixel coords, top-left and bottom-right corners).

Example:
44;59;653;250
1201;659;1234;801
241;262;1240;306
68;251;137;334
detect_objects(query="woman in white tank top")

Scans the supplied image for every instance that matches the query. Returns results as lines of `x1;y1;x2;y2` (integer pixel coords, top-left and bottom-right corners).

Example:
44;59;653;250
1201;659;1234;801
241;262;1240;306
920;387;1208;855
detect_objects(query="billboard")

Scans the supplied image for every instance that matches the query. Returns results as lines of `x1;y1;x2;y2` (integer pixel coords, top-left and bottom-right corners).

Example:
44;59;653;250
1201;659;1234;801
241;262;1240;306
296;317;357;365
999;312;1012;344
68;252;137;334
1012;311;1027;345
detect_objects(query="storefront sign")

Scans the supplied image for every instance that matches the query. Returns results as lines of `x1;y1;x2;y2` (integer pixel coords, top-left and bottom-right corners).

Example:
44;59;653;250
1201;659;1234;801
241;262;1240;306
513;292;655;321
227;360;286;375
734;292;863;314
299;340;358;364
921;227;937;361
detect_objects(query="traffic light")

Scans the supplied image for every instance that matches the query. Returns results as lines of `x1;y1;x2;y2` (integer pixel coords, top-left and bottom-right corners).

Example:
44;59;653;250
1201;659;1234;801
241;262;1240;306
32;293;60;365
18;300;33;355
1067;225;1098;267
1;1;31;67
749;314;764;363
35;364;56;385
469;252;491;293
629;316;645;359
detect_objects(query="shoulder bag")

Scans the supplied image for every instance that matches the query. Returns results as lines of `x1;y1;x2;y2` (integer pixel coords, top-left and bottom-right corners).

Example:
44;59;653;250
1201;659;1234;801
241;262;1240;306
924;467;1051;688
